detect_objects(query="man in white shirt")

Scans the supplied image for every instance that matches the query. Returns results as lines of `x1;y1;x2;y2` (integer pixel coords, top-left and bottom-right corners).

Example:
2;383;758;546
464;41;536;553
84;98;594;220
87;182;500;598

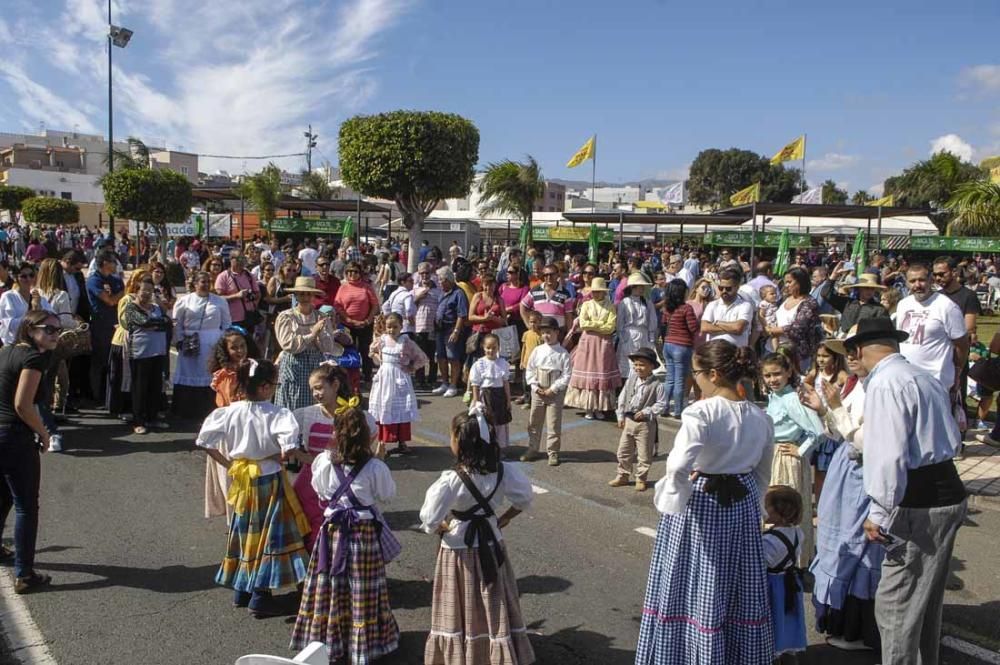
298;239;319;276
746;261;777;307
894;264;968;392
700;269;754;348
847;318;966;665
664;254;694;289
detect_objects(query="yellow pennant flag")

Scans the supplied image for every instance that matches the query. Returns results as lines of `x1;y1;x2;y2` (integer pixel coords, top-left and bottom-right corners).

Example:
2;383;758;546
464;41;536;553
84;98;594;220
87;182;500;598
729;182;761;206
770;135;806;165
991;166;1000;184
566;136;596;168
865;195;895;207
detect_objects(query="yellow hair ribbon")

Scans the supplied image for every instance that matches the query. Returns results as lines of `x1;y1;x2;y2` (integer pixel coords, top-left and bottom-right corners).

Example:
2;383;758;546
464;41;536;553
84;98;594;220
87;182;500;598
335;395;360;415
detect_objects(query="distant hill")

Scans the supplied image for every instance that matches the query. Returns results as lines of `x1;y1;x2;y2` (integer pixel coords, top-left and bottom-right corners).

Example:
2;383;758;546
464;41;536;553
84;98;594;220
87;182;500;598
548;178;680;190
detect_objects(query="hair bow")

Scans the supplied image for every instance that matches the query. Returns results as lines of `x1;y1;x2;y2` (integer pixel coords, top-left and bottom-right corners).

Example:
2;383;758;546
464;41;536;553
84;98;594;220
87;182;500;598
468;401;491;445
227;324;248;336
320;359;339;368
247;358;259;377
335;395;360;414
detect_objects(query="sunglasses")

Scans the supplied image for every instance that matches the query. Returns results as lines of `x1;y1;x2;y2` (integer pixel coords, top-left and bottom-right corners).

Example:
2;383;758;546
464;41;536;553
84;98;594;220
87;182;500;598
583;270;595;275
18;273;35;279
932;271;948;278
543;272;557;277
317;262;329;267
34;325;61;335
346;269;360;274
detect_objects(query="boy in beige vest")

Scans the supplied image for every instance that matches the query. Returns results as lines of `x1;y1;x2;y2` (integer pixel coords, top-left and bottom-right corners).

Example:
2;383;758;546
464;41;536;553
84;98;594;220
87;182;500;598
610;347;666;491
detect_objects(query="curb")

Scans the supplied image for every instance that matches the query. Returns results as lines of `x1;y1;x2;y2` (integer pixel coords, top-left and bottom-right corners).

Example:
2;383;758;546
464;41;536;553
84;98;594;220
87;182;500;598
0;568;58;664
968;492;1000;512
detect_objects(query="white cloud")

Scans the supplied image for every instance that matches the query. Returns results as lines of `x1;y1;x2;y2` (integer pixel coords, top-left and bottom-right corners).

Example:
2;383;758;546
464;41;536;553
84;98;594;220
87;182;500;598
806;153;859;170
868;183;885;196
930;133;974;161
0;62;99;133
655;164;690;181
960;64;1000;95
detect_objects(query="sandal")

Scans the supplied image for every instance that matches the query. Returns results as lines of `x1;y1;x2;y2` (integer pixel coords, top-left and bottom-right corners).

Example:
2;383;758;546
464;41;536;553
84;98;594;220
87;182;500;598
133;426;148;435
0;544;13;561
14;572;51;594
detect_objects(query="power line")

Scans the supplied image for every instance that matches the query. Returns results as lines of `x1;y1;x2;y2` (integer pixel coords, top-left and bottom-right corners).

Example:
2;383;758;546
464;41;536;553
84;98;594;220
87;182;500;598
197;151;307;160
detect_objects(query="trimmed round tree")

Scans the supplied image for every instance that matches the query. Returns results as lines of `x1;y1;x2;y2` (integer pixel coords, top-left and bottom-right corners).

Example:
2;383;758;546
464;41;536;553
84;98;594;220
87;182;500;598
339;110;479;270
0;185;35;223
21;196;80;226
102;168;193;251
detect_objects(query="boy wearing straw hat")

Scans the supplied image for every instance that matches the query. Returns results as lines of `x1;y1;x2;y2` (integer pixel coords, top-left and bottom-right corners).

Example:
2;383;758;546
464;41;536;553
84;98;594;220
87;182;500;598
825;273;889;335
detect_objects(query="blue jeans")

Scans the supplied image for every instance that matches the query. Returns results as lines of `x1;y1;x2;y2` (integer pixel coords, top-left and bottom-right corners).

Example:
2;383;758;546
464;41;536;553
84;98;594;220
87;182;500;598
662;342;693;417
0;424;42;577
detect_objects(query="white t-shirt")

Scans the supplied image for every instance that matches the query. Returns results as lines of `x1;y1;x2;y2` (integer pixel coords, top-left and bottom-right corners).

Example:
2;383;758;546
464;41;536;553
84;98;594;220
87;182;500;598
470;357;511;388
895;292;966;389
298;247;319;275
196;401;299;475
701;296;754;348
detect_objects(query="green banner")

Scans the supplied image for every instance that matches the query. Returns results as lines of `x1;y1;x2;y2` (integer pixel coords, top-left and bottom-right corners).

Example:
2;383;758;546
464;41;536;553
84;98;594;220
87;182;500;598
704;231;811;248
532;226;615;243
910;236;1000;253
269;217;349;234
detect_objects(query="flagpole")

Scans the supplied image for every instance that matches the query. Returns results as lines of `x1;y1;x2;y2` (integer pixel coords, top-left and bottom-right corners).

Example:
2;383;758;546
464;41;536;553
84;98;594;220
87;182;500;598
591;134;597;214
799;133;806;231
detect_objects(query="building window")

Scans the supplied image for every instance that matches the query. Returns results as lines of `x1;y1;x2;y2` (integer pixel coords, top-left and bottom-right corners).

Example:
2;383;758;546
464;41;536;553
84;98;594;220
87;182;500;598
61;192;72;200
181;166;189;175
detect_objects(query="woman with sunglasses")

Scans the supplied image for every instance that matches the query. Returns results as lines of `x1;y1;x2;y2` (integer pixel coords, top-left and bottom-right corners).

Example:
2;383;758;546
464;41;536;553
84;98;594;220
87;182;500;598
0;309;62;593
0;264;52;346
333;262;379;383
264;262;298;359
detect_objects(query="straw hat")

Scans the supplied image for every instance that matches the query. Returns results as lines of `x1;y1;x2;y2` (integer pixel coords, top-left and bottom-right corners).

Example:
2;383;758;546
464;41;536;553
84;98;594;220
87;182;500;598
842;273;887;291
627;272;652;287
589;277;609;292
286;276;325;295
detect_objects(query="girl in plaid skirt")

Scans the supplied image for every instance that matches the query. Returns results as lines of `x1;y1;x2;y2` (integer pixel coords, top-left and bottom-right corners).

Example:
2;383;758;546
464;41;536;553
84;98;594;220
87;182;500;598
196;359;311;617
420;410;535;665
291;407;400;664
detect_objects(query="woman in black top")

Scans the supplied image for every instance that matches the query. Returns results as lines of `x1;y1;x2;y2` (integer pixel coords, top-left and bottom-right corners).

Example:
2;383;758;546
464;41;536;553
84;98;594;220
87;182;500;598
0;308;61;593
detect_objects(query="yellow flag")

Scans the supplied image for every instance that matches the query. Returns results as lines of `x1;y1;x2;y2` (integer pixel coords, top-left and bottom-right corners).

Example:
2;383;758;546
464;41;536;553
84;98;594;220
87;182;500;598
566;136;596;168
991;166;1000;184
770;135;806;165
865;195;895;207
729;182;761;206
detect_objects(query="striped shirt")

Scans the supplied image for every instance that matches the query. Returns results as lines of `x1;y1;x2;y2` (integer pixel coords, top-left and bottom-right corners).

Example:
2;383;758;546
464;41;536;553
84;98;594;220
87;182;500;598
520;286;575;328
413;281;442;333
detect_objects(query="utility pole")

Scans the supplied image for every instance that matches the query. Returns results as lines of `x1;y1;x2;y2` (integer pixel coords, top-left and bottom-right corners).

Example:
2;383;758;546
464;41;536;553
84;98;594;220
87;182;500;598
304;125;318;173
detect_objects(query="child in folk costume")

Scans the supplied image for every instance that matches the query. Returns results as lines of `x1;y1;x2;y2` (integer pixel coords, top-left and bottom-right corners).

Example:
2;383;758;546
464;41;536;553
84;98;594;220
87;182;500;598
615;273;658;380
609;348;665;492
292;363;378;551
564;277;621;420
420;410;536;665
513;311;542;408
803;342;850;499
205;328;251;522
368;312;428;457
762;348;825;568
291;407;401;664
522;316;571;466
196;359;311;617
763;485;808;659
469;333;512;447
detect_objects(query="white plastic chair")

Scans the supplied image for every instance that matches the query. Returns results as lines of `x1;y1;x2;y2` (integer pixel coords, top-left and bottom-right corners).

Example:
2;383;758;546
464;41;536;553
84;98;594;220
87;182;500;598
234;641;328;665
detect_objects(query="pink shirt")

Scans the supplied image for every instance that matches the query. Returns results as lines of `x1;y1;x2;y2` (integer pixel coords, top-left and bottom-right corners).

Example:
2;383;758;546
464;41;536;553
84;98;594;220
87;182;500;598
498;283;529;321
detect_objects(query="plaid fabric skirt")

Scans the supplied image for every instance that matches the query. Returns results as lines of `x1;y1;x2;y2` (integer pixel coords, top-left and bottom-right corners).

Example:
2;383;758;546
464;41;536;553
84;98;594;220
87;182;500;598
276;349;325;411
425;545;535;665
565;332;621;411
771;450;814;568
291;521;399;665
636;473;774;665
216;472;309;593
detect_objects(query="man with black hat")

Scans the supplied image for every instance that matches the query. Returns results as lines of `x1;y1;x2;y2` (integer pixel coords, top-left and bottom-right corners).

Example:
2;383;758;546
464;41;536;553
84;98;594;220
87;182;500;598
847;318;967;665
609;348;665;492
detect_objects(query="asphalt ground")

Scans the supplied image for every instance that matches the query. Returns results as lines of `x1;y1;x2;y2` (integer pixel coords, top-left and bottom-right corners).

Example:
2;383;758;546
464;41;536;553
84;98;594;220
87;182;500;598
1;391;997;664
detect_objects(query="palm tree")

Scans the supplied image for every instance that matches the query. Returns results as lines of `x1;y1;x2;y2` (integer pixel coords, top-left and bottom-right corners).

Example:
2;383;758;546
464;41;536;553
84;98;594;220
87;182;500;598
477;156;544;249
103;136;152;171
945;181;1000;236
240;163;284;230
820;179;848;204
300;170;336;200
851;190;874;205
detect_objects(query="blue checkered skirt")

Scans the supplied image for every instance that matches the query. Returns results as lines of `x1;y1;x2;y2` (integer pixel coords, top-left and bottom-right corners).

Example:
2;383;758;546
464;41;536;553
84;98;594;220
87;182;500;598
636;473;774;665
276;349;325;411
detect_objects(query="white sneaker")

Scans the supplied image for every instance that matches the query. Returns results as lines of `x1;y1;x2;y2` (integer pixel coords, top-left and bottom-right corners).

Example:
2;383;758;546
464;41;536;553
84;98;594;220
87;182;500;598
975;419;990;431
431;383;449;395
48;434;63;453
975;433;1000;447
826;636;871;651
443;387;460;398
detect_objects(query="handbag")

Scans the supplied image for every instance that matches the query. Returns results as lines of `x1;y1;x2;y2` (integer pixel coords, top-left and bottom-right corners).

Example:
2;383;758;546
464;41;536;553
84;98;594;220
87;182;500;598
494;324;520;360
465;330;481;355
969;357;1000;392
181;300;208;357
56;322;91;358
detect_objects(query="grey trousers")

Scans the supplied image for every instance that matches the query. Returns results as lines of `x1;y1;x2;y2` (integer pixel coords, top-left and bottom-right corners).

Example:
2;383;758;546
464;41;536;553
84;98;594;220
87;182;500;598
876;500;967;665
526;391;563;455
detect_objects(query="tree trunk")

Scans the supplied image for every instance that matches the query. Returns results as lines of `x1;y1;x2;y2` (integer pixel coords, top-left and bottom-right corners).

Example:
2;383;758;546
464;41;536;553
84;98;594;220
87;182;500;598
397;201;427;273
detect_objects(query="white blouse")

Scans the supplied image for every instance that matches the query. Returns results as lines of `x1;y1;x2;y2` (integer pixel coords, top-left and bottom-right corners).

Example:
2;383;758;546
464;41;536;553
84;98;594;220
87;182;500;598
0;290;53;345
469;356;510;388
195;401;299;475
172;292;230;339
822;381;866;453
420;463;534;549
312;453;396;520
655;396;774;515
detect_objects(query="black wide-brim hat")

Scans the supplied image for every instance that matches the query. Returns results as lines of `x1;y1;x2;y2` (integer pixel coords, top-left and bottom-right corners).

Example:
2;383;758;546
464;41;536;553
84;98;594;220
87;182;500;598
842;317;909;350
627;347;661;368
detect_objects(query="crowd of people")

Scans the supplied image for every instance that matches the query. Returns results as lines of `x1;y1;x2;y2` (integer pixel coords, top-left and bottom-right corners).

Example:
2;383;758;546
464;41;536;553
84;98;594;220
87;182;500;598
0;219;990;665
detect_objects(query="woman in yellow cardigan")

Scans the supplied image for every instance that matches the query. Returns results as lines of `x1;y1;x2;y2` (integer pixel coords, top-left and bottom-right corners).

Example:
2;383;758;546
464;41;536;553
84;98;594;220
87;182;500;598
565;277;622;419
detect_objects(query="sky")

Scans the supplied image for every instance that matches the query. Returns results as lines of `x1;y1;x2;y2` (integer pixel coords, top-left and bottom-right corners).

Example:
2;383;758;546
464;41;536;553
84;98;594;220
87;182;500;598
1;0;998;196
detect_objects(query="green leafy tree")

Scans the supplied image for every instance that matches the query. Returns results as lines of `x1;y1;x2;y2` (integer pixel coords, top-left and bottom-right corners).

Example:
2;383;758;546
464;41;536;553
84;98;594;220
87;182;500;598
340;110;479;270
687;148;801;208
945;181;1000;236
851;190;874;205
0;185;35;223
240;163;284;230
300;170;336;201
821;179;848;204
103;168;192;251
883;151;985;230
21;197;79;225
477;156;544;229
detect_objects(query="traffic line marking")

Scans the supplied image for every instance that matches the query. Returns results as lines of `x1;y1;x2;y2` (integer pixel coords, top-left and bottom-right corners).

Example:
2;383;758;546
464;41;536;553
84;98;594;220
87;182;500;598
634;527;657;538
0;568;58;664
942;636;1000;664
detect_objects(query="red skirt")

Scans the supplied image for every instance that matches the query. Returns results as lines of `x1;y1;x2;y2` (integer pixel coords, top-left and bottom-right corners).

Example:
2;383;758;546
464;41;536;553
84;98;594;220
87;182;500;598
377;422;411;443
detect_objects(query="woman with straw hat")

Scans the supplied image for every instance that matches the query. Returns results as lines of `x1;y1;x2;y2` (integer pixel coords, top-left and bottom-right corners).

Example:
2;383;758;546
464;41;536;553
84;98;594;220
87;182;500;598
565;277;621;420
615;272;658;380
273;277;342;411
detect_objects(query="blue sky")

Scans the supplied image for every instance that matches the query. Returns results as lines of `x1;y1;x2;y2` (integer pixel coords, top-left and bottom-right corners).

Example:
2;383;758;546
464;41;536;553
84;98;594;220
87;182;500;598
1;0;998;195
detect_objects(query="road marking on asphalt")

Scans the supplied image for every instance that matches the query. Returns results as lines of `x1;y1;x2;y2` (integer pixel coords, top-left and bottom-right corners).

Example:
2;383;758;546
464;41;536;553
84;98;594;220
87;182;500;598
531;485;549;494
634;527;657;538
0;569;59;664
942;636;1000;664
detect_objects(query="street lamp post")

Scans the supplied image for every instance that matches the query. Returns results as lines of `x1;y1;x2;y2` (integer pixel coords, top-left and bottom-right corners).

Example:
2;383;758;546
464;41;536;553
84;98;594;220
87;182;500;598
107;0;133;177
